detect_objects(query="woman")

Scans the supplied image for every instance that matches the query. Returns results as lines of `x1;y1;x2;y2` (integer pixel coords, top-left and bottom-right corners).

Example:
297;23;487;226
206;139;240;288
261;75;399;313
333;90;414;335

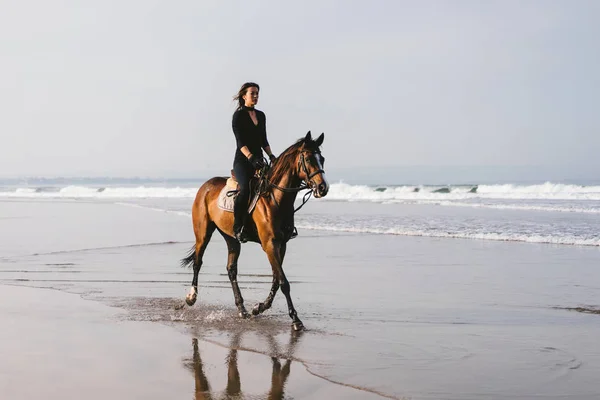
232;82;277;242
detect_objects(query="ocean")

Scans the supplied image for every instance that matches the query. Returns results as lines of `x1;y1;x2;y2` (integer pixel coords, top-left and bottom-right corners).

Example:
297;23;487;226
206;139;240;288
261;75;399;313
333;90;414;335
2;177;600;247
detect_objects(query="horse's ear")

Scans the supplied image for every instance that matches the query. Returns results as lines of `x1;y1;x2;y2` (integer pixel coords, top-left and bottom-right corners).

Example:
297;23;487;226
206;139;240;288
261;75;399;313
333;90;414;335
304;131;312;142
315;133;324;147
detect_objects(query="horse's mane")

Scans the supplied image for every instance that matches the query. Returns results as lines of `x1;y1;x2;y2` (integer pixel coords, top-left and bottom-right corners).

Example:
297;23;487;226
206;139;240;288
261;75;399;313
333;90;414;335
267;137;318;184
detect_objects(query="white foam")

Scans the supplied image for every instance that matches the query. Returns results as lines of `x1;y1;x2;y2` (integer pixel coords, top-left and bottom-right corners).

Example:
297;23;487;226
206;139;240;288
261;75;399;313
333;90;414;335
323;182;600;202
100;194;600;248
433;201;600;214
14;188;37;195
295;223;600;247
204;309;228;322
3;181;600;202
476;182;600;200
0;185;199;199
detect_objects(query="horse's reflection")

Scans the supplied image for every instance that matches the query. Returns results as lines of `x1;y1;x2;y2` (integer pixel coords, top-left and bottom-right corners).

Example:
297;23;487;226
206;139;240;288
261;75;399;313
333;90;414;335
184;331;302;400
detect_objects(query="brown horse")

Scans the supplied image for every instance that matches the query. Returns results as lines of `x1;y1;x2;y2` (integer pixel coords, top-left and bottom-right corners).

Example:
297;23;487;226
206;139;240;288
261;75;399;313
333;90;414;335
181;131;329;331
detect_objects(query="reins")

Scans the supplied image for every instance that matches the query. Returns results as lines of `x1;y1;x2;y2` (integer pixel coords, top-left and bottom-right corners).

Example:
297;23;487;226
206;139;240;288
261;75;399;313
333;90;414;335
259;152;322;213
228;150;322;214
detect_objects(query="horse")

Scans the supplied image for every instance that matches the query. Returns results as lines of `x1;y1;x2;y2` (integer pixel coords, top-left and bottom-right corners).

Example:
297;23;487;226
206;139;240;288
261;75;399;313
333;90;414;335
180;131;329;331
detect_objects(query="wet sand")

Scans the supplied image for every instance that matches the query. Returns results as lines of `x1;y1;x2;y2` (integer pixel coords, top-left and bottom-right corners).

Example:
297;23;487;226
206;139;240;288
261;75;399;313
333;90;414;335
2;198;600;399
0;284;381;399
0;199;385;399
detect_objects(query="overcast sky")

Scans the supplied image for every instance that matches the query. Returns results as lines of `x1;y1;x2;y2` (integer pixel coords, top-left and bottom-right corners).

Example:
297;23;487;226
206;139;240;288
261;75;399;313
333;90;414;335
1;1;599;181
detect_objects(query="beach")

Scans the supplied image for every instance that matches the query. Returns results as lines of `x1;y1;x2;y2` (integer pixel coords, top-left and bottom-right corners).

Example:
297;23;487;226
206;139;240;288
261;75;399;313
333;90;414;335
3;2;600;398
2;196;600;399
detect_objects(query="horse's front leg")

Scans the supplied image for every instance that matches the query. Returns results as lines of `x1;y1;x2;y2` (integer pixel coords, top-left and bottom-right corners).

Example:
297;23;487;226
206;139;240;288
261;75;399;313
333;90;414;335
252;238;286;316
252;277;280;316
259;239;304;331
223;234;249;318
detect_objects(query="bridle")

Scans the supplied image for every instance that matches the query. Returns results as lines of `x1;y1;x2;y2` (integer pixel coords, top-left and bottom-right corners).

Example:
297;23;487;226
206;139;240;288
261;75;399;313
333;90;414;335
261;149;325;212
299;150;325;191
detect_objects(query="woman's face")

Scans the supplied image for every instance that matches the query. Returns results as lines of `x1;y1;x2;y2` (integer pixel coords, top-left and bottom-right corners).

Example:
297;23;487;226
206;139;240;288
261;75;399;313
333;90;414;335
242;86;259;107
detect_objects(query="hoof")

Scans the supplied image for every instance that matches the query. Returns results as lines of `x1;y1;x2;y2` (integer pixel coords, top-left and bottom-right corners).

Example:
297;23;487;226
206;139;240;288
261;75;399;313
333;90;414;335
292;321;304;332
185;295;197;307
239;308;250;319
174;302;185;310
252;302;265;316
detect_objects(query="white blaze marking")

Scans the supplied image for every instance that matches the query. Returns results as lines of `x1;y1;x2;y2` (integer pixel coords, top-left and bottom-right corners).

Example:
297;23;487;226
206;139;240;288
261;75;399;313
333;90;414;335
316;155;328;191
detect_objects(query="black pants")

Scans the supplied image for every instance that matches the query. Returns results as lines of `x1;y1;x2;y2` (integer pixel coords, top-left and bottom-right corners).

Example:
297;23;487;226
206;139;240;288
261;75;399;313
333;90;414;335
232;158;254;232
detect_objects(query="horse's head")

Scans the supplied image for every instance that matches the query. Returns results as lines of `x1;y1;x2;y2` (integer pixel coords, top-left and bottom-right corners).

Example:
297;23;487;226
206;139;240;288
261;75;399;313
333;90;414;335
297;131;329;198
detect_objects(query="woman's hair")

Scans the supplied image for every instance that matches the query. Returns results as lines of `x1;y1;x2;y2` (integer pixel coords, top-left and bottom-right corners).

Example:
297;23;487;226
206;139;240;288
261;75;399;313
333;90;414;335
233;82;260;110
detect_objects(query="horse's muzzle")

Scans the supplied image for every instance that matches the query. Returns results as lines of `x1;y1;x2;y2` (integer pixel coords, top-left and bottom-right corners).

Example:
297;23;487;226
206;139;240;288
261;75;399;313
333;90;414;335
315;182;329;198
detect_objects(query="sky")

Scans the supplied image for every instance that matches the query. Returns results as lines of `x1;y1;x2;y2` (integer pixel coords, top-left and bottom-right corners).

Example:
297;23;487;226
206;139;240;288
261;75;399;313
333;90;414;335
1;0;599;183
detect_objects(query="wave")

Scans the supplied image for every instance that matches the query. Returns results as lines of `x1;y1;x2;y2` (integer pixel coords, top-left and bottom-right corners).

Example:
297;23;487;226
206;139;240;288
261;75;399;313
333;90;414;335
421;201;600;214
295;223;600;247
1;185;199;198
109;203;600;247
2;181;600;203
324;182;600;201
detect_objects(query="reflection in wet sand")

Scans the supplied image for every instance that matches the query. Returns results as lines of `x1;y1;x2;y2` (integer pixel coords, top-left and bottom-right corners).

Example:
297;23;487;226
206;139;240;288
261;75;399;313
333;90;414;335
183;332;302;400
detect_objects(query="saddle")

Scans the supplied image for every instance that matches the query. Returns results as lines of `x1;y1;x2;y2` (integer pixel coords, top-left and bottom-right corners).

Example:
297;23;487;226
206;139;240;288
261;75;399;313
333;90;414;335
217;168;298;242
217;169;261;214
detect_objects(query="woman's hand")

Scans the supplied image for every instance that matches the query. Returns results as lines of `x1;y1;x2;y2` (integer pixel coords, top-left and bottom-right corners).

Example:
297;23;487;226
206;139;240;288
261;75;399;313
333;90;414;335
248;154;265;169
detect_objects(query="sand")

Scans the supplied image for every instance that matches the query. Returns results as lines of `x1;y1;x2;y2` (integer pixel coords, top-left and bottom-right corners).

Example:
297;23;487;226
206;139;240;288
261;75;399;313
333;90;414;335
2;198;600;399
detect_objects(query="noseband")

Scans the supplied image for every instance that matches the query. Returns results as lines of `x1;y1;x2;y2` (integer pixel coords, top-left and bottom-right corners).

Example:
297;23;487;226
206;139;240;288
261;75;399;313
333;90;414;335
300;151;325;189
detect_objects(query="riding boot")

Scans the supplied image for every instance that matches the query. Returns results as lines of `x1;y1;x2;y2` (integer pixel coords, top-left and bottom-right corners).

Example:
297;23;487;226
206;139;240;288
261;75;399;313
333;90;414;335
283;215;298;241
233;199;248;243
232;159;253;243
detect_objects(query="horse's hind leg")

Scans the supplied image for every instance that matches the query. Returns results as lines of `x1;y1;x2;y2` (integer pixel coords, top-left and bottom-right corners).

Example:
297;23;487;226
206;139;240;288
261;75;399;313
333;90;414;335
185;220;216;306
222;233;249;318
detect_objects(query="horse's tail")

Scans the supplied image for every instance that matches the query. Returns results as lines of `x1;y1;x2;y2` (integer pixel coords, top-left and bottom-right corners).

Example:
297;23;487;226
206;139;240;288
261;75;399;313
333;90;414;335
180;245;196;268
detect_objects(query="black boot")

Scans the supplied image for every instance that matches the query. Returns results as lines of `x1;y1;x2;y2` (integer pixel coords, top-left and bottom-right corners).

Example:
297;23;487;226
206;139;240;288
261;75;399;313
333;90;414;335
233;206;248;243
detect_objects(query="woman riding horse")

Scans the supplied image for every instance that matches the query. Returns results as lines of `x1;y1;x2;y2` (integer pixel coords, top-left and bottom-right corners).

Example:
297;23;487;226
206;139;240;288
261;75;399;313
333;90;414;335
181;129;329;331
231;82;277;243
